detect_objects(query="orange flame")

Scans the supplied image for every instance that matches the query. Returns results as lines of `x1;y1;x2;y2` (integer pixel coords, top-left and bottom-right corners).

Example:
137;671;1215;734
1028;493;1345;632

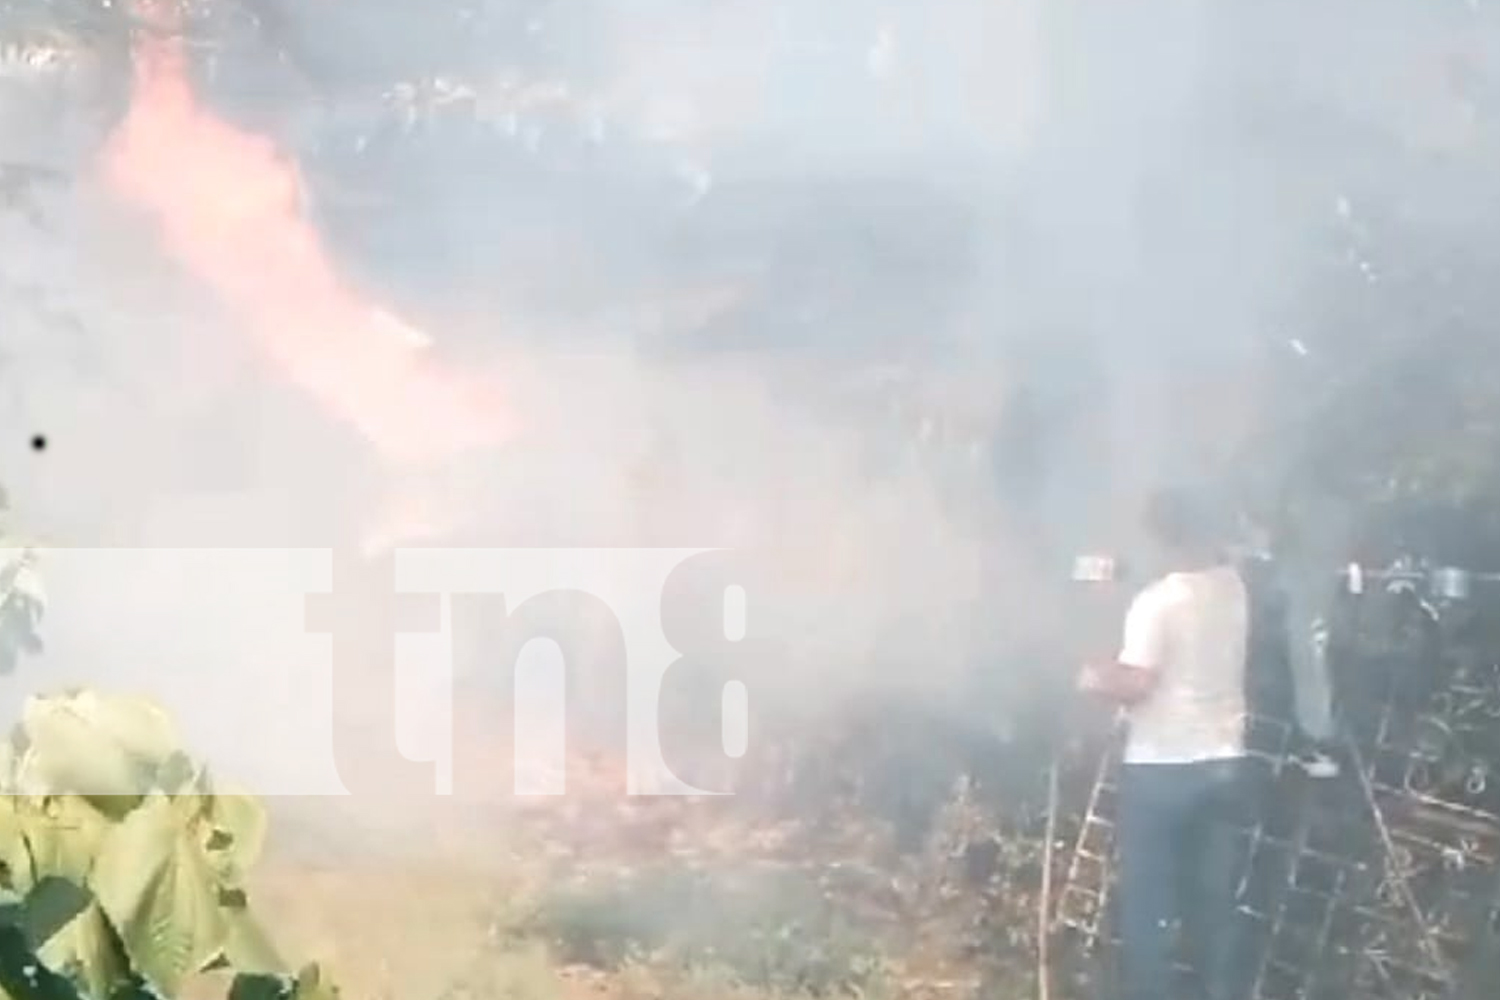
100;26;509;465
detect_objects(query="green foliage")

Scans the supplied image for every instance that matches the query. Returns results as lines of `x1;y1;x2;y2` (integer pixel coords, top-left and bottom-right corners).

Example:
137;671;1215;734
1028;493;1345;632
0;689;332;1000
88;795;230;996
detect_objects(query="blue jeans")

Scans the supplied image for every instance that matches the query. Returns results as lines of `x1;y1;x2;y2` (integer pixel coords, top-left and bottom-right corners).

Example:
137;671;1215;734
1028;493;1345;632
1116;758;1249;1000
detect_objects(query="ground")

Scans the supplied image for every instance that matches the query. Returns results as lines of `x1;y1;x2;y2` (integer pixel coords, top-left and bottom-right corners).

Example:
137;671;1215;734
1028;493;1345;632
232;778;1013;1000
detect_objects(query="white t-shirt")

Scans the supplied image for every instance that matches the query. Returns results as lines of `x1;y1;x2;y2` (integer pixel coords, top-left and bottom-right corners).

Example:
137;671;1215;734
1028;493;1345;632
1117;565;1249;764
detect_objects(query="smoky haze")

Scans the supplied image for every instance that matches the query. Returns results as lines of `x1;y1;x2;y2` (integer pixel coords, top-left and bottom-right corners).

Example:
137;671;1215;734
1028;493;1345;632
0;0;1487;822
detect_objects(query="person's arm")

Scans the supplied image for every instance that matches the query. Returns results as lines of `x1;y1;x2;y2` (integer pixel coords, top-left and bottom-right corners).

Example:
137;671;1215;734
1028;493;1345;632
1079;587;1169;706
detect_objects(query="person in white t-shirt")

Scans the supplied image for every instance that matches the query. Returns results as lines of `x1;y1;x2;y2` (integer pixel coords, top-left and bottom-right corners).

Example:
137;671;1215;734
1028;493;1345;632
1079;487;1250;1000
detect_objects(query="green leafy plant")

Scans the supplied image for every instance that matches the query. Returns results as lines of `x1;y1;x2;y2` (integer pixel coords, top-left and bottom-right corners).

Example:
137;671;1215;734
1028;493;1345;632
0;689;337;1000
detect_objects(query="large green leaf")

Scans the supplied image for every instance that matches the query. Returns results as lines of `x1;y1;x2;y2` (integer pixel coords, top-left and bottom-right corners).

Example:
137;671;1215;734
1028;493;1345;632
0;737;19;792
16;691;183;801
204;792;267;886
219;907;286;977
21;798;111;888
88;795;228;996
14;877;92;952
34;899;131;1000
18;707;150;800
0;797;36;896
62;693;180;768
0;694;294;997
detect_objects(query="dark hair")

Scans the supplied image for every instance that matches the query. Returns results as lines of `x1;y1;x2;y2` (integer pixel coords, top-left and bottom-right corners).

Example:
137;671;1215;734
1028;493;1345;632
1143;486;1223;553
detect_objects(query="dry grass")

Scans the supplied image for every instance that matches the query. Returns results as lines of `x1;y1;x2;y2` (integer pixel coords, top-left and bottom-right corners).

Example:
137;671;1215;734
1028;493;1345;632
232;796;908;1000
234;795;533;1000
218;741;990;1000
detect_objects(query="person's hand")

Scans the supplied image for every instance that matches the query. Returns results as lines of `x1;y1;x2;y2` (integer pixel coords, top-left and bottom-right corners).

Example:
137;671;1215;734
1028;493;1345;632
1076;661;1159;704
1295;741;1342;779
1077;663;1108;693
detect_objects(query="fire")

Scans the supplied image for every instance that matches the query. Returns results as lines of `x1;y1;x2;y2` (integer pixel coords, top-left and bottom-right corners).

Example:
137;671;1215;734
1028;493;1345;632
99;24;509;465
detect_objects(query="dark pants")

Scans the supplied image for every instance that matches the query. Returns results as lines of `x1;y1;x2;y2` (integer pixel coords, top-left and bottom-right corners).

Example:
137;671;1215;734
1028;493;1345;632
1116;757;1249;1000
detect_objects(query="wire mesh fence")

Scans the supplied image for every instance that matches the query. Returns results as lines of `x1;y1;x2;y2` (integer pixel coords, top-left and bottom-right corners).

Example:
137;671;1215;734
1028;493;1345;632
1050;569;1500;1000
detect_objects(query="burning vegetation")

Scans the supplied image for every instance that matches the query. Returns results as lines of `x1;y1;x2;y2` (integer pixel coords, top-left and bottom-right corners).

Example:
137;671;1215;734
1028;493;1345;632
6;3;1500;1000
